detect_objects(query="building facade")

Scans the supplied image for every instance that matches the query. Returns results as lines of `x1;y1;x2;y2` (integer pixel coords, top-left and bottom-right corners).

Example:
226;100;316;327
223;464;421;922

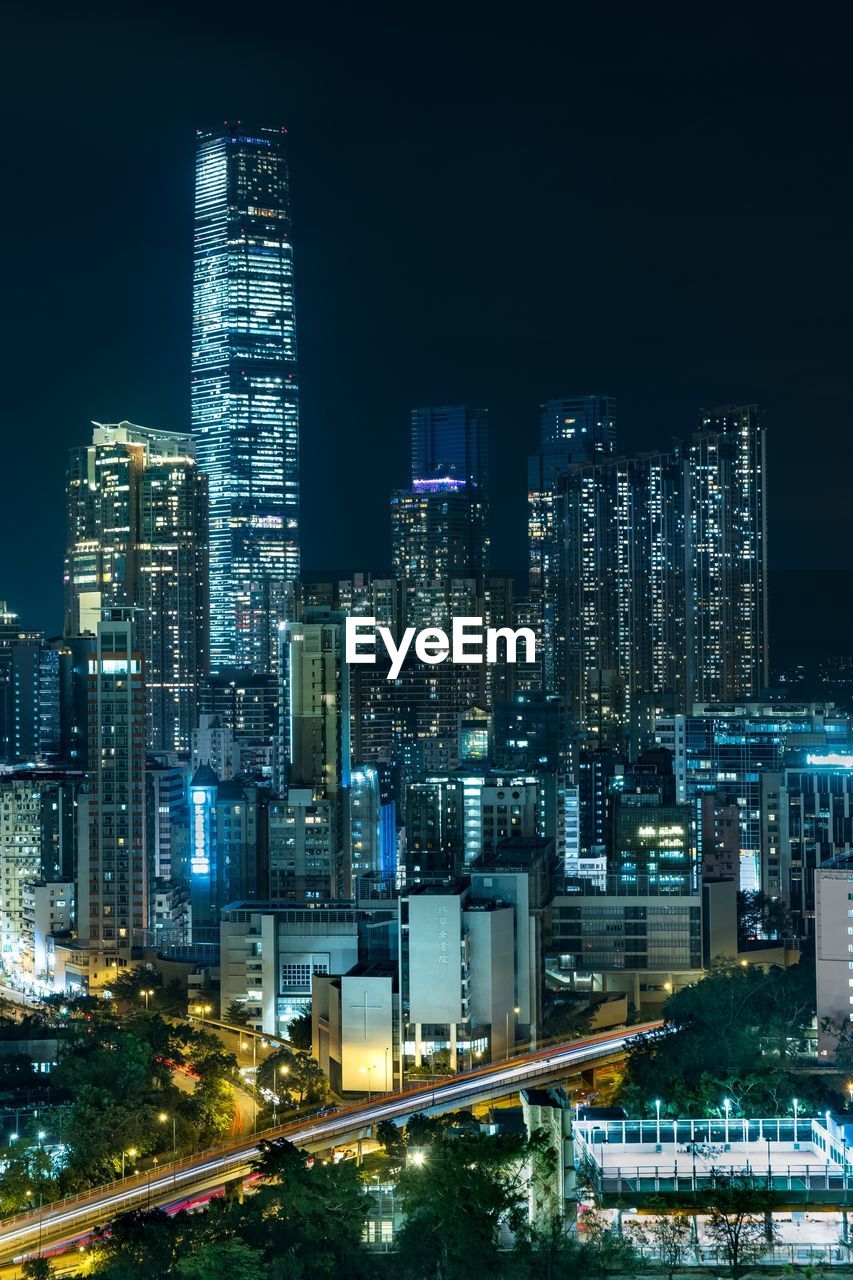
192;123;300;673
64;422;208;752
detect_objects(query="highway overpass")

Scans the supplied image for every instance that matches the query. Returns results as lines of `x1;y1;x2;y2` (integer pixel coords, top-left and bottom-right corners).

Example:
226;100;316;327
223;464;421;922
0;1021;660;1267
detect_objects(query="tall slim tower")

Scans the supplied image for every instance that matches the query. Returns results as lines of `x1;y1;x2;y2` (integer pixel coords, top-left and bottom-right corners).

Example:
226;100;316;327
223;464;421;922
76;612;146;981
192;123;300;674
528;395;616;690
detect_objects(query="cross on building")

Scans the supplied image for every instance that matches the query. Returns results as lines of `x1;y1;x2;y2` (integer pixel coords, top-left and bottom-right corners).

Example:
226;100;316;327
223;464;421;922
349;989;383;1039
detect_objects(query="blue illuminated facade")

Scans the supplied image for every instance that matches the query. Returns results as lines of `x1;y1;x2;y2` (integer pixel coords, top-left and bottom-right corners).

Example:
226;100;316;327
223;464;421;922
192;124;300;674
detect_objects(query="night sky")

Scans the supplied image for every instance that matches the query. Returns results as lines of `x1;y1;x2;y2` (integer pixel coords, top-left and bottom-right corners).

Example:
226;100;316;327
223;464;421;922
2;4;851;666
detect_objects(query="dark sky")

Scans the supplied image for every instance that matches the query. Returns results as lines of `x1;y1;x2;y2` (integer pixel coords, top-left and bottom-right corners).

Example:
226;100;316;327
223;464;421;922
1;3;851;665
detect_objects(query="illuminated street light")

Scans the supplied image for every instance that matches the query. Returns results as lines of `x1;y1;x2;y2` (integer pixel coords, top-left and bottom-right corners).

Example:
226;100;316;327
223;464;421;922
723;1097;731;1145
793;1096;799;1141
159;1111;176;1153
409;1150;426;1166
121;1146;138;1178
654;1098;662;1146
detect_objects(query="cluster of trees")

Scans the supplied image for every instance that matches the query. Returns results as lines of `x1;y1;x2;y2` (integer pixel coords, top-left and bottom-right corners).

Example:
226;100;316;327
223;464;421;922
1;1002;239;1215
256;1046;328;1114
616;958;832;1117
15;1112;787;1280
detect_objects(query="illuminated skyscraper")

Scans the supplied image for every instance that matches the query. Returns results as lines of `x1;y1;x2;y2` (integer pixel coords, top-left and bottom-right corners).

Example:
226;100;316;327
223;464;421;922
692;405;768;701
528;396;616;689
554;406;768;747
410;405;489;493
65;422;208;753
192;123;300;673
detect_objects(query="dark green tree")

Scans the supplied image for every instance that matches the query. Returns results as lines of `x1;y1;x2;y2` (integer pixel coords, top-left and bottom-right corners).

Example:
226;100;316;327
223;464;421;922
394;1130;530;1280
90;1209;182;1280
257;1048;328;1107
176;1238;267;1280
287;1011;313;1051
225;1000;250;1027
246;1139;369;1275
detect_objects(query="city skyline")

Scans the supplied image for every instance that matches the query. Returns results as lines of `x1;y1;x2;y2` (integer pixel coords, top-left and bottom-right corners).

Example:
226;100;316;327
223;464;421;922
3;10;853;1265
0;6;850;673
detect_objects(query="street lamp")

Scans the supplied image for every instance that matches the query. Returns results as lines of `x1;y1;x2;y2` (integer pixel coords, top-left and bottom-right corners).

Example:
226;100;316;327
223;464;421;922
159;1111;176;1154
505;1005;521;1061
384;1045;390;1093
37;1130;45;1149
847;1082;853;1107
122;1146;137;1178
793;1096;799;1142
654;1098;662;1146
360;1064;375;1102
723;1098;731;1146
409;1149;426;1166
141;988;155;1012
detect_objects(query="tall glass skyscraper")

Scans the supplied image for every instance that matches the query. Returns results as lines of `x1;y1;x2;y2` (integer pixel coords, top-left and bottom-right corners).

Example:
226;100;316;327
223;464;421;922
192;123;300;674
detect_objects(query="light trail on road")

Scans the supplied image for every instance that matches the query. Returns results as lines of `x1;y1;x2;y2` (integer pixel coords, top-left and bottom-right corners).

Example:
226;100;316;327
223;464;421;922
0;1021;661;1266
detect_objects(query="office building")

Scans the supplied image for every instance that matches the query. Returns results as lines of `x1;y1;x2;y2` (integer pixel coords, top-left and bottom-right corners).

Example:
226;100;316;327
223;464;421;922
410;405;489;493
278;617;351;894
64;422;208;752
492;692;570;774
349;766;383;888
815;864;853;1056
404;883;513;1068
655;702;852;892
470;835;556;1046
199;671;278;777
765;751;853;934
548;876;704;1016
268;788;335;901
185;765;265;933
610;793;694;894
192;123;300;673
0;603;61;764
220;900;396;1037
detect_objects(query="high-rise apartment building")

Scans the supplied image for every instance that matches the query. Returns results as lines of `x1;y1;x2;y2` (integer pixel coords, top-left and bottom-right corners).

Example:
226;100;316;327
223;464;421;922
76;613;146;982
550;405;768;747
65;422;208;753
690;406;768;702
528;396;616;690
192;123;300;673
560;449;688;743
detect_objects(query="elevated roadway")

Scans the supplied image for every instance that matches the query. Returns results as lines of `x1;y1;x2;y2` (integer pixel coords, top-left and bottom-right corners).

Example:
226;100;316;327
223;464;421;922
0;1021;661;1267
